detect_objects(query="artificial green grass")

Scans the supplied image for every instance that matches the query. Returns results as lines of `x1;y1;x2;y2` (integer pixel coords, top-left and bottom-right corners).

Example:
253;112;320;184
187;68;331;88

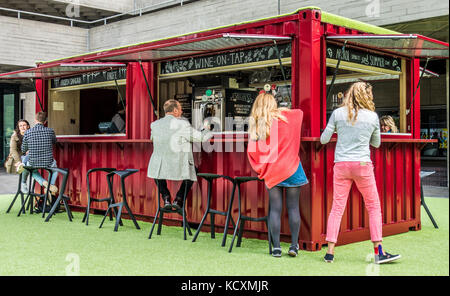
0;194;448;276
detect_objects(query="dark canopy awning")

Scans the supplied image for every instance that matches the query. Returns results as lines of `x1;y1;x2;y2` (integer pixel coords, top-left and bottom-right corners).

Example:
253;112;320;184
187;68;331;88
90;33;292;62
0;63;126;80
326;34;449;59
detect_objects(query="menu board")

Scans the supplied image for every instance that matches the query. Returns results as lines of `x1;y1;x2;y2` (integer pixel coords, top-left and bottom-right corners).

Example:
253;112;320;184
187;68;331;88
175;94;193;123
225;89;257;131
51;68;127;88
326;43;402;72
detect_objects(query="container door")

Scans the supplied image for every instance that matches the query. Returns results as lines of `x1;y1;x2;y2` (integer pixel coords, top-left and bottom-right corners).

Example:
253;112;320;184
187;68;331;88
3;93;14;160
0;88;19;163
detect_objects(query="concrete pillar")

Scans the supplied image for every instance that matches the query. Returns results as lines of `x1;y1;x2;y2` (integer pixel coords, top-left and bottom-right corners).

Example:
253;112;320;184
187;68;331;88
20;92;36;125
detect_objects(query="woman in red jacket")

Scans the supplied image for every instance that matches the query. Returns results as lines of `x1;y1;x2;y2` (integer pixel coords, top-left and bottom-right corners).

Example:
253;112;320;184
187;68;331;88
247;92;307;258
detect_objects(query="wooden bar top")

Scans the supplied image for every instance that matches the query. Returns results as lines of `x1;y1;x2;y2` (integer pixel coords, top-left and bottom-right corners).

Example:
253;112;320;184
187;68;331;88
56;135;437;144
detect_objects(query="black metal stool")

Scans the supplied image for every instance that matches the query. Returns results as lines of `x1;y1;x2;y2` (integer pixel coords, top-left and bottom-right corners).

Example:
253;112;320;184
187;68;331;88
148;179;193;240
18;166;54;218
45;168;74;222
6;172;26;214
420;171;439;229
82;168;117;226
227;176;272;254
99;169;140;232
192;173;236;243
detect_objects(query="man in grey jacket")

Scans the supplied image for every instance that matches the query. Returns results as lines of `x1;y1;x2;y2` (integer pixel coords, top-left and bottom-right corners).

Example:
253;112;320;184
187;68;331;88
147;99;213;210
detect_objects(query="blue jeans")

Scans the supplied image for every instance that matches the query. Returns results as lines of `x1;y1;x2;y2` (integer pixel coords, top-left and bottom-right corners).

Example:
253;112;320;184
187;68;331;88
21;157;58;186
276;161;309;187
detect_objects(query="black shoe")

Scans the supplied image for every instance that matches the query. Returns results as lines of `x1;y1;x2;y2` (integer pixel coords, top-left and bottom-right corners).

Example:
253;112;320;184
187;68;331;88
375;252;401;264
288;244;299;257
172;197;183;211
162;195;172;210
324;253;334;263
272;248;282;258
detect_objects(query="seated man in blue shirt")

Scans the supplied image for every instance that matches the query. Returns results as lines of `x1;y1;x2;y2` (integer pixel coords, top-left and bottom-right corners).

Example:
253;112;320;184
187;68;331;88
18;111;59;195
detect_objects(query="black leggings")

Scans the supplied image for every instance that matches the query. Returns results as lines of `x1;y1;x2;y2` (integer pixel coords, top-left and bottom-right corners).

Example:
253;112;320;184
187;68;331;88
268;186;301;248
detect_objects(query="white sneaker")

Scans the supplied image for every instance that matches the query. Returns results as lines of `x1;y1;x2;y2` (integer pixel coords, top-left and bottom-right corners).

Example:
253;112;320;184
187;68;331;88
16;163;25;174
21;182;29;193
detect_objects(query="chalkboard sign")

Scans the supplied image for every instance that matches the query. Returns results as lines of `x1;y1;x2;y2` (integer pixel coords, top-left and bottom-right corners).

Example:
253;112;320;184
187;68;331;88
326;43;401;72
161;43;292;75
51;68;127;88
175;94;193;123
225;89;257;131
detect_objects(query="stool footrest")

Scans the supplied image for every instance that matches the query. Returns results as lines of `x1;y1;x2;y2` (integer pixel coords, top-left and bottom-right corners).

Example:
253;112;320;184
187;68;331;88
160;207;182;214
240;215;268;222
109;202;122;208
90;197;113;203
209;209;227;216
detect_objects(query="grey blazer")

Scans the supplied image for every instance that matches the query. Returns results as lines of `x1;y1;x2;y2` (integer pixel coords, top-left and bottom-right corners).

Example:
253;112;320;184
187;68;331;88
147;115;213;181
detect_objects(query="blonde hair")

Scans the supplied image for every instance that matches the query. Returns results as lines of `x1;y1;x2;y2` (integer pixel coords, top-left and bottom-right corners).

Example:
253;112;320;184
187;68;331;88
248;93;288;141
380;115;399;133
341;82;376;124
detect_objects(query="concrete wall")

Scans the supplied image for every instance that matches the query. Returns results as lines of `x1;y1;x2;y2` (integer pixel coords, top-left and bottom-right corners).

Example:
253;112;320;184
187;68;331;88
282;0;449;26
52;0;195;14
20;92;36;125
1;0;447;66
52;0;135;13
0;15;87;67
88;0;449;52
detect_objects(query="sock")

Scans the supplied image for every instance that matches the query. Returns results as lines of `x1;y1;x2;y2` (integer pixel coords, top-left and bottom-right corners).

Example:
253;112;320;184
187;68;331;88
374;247;379;255
378;245;384;256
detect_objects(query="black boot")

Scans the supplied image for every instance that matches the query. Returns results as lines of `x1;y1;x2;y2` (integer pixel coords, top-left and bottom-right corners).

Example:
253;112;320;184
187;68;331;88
162;195;172;210
172;196;183;211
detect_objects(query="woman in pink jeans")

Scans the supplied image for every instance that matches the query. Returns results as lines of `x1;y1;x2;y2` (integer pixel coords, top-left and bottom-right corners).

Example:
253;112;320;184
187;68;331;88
320;82;401;264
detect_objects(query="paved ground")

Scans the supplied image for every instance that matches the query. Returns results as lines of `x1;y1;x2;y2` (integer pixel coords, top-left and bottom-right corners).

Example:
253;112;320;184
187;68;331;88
1;167;448;197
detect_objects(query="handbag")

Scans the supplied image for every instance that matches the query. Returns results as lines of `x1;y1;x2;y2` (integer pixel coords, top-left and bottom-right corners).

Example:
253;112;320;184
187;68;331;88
4;154;15;174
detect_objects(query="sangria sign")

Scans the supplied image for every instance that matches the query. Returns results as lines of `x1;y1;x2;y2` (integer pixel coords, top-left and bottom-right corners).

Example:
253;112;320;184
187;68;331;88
327;43;401;72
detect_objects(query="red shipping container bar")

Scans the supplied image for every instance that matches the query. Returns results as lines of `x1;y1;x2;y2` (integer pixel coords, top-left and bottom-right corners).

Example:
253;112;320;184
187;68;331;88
1;7;447;251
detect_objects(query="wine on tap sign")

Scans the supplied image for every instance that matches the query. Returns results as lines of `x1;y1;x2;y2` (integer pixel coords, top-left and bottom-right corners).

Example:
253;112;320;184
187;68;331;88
161;43;292;75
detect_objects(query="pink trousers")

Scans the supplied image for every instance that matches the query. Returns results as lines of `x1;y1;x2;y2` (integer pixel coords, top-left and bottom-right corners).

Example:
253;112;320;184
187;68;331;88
326;161;383;243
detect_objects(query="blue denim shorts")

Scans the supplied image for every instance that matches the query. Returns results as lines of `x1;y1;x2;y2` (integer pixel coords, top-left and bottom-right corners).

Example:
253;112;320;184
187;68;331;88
276;161;308;187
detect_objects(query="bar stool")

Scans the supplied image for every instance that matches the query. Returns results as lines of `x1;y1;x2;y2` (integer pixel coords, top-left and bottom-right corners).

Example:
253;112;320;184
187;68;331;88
420;171;439;229
17;166;54;218
227;176;272;254
192;173;236;243
99;169;140;232
148;179;193;240
44;168;74;222
82;168;117;226
6;172;26;214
